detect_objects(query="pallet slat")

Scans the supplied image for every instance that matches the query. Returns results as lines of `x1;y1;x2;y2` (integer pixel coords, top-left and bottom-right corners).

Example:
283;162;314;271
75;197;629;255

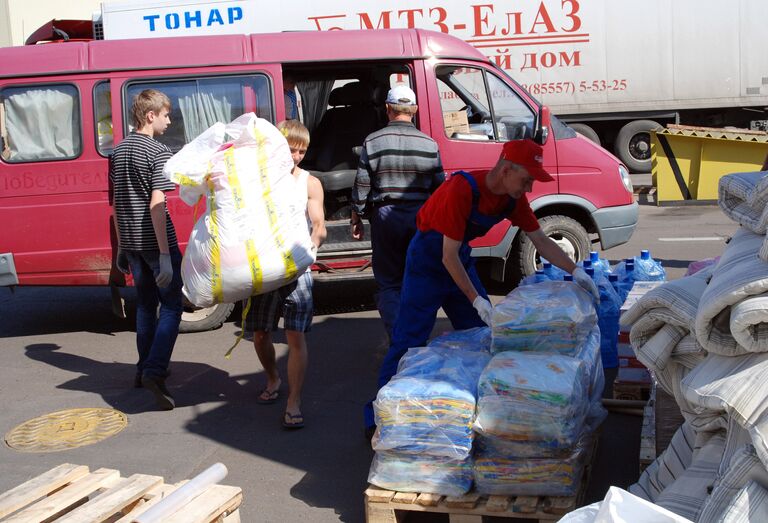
364;487;395;503
512;496;540;514
485;495;510;512
0;464;89;519
53;474;162;523
443;493;481;509
4;468;120;523
161;485;242;523
391;492;418;504
415;493;442;507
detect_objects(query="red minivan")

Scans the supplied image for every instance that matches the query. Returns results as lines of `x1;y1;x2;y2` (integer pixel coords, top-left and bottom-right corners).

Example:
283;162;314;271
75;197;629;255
0;28;638;331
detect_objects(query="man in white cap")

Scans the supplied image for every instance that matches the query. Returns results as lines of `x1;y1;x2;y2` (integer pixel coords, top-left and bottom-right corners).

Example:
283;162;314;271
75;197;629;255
352;85;445;340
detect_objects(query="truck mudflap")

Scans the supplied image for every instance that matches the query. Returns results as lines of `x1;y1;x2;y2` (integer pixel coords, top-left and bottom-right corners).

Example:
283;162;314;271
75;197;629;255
592;202;639;250
0;253;19;286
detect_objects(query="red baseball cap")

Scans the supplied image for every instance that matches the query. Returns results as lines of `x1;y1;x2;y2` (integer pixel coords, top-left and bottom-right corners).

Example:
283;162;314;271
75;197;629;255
500;139;553;182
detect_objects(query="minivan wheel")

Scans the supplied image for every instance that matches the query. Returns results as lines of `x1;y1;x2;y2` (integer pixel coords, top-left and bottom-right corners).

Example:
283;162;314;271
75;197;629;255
614;119;660;173
179;302;235;333
508;215;590;285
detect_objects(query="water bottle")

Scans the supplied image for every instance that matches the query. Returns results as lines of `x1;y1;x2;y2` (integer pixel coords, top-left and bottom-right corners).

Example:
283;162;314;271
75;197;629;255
608;274;620;297
520;269;549;286
590;251;612;278
542;261;566;281
634;250;666;281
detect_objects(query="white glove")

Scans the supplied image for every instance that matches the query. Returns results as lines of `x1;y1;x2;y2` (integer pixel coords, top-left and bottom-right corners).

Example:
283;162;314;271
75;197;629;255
572;267;600;302
310;243;318;262
116;249;131;275
472;296;493;326
155;253;173;288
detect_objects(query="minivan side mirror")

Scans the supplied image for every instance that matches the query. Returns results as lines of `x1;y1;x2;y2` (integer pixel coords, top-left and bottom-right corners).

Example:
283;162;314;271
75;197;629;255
533;105;551;145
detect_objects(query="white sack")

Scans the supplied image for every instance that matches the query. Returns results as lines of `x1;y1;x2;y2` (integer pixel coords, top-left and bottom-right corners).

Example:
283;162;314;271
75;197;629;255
558;486;693;523
164;113;314;307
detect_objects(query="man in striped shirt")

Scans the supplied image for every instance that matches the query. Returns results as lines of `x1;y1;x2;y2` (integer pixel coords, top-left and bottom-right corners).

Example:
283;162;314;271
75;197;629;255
351;85;445;341
110;89;182;411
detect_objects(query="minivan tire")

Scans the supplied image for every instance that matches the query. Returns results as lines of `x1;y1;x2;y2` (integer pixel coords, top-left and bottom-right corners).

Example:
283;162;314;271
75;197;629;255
569;123;601;145
508;215;590;285
614;119;660;173
179;302;235;333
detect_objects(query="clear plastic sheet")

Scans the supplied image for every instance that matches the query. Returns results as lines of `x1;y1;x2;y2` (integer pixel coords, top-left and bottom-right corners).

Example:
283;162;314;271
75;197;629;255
473;443;586;496
368;452;472;496
473;351;591;446
427;327;491;352
491;281;597;355
596;276;621;369
373;347;491;459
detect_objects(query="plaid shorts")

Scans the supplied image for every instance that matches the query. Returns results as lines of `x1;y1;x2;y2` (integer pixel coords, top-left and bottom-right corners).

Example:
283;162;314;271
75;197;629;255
244;270;314;333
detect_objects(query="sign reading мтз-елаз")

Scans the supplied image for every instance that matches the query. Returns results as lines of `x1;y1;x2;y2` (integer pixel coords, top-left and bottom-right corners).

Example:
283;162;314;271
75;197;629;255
101;0;265;40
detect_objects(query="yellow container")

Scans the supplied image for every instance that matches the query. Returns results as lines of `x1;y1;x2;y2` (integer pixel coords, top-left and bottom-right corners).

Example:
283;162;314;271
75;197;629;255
651;125;768;204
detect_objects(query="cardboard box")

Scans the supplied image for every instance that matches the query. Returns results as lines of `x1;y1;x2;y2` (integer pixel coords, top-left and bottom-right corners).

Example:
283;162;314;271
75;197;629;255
442;110;469;137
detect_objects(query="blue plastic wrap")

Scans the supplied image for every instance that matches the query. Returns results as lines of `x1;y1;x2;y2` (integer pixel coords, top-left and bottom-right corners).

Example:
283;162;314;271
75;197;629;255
373;347;492;459
490;281;597;355
428;327;491;352
519;270;550;287
473;351;591;447
368;451;472;496
596;275;621;369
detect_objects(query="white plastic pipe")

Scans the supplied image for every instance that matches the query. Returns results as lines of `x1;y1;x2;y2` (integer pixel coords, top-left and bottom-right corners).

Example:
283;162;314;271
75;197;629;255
134;463;228;523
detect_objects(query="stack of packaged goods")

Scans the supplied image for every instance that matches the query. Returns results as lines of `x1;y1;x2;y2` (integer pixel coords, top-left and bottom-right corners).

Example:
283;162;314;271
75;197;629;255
473;281;606;496
368;343;491;496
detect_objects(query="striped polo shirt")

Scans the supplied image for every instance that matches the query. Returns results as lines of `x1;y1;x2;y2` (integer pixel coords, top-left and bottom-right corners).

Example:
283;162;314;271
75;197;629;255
109;132;178;251
352;121;445;216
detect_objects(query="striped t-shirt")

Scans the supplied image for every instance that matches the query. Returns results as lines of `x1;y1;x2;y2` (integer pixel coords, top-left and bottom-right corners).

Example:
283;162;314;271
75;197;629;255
109;132;178;251
352;121;444;216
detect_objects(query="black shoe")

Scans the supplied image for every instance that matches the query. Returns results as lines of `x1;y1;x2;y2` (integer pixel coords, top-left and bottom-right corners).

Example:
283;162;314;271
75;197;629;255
134;373;143;388
142;375;175;410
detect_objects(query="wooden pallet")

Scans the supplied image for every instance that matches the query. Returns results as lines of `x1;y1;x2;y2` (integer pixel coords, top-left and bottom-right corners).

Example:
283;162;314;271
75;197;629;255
0;464;242;523
365;437;597;523
364;488;577;522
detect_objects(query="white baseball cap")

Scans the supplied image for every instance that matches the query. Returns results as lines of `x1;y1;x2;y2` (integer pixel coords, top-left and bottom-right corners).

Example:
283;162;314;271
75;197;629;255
386;85;417;106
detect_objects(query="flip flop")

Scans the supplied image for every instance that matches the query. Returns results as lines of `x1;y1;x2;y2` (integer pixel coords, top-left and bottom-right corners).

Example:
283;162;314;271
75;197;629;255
256;388;280;404
282;412;304;429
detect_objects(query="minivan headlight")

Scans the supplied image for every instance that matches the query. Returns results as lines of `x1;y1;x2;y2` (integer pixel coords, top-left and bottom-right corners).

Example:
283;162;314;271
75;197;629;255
619;165;633;194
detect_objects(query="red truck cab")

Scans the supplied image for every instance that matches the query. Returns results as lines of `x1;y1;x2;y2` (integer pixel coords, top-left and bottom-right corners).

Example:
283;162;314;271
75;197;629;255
0;28;637;331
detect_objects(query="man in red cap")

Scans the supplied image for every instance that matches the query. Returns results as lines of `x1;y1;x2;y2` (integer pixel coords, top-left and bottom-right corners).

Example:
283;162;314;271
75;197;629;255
363;138;599;437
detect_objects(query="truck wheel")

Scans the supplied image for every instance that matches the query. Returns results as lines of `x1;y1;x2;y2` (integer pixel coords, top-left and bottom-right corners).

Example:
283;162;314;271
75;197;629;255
569;123;601;145
509;215;590;285
614;120;660;173
179;302;235;333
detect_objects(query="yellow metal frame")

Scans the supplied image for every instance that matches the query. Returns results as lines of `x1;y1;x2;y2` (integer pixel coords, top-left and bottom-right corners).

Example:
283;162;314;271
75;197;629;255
651;126;768;204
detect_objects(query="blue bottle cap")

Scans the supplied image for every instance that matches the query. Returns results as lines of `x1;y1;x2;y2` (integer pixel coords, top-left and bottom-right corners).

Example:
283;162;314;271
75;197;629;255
609;274;618;282
641;250;650;260
626;260;635;270
590;251;599;262
535;270;545;275
582;259;593;268
585;267;595;277
564;275;573;281
543;262;552;269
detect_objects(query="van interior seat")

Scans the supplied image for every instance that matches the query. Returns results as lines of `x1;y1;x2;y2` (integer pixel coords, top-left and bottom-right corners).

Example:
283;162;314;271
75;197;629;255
304;81;384;192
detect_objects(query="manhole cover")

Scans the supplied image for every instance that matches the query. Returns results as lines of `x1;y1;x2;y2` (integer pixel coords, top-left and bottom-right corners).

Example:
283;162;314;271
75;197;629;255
5;408;128;453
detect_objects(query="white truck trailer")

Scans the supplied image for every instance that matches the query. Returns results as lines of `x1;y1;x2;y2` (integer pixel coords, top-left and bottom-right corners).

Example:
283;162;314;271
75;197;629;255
99;0;768;171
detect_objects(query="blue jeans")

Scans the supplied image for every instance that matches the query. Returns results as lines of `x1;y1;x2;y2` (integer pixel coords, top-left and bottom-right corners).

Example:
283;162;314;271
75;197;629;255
126;248;183;379
364;230;487;428
370;201;422;340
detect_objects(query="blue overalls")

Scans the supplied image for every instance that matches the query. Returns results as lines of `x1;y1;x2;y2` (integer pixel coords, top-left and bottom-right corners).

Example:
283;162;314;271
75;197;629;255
364;171;516;429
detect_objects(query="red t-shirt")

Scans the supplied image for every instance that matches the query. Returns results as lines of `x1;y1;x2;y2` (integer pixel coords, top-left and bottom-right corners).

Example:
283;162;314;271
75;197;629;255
416;171;540;241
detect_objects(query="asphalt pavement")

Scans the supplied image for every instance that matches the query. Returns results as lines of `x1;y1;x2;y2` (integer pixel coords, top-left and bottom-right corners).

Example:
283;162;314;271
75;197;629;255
0;197;739;522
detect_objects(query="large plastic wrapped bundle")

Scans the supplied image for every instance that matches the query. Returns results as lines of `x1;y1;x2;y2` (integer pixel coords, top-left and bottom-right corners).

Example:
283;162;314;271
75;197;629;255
473;444;586;496
491;281;597;355
373;347;491;459
368;452;472;496
474;351;591;449
427;327;491;352
164;113;315;307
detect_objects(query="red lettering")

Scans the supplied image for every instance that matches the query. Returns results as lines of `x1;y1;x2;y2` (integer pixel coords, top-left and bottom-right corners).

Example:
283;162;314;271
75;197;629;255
471;4;496;37
530;3;557;34
358;11;392;30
